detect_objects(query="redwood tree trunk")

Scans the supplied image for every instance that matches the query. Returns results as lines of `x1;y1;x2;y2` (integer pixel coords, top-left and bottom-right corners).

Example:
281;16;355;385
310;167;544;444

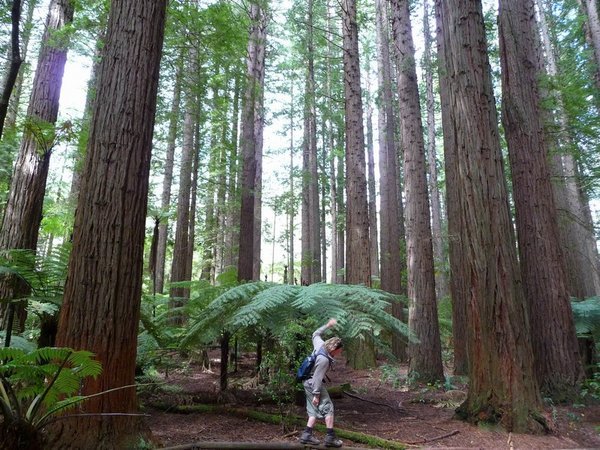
154;54;183;295
499;0;583;401
169;53;196;323
435;0;542;432
423;0;448;301
342;0;374;369
238;1;267;283
375;0;406;360
301;0;321;285
0;0;23;140
0;0;74;332
390;0;444;384
54;0;167;447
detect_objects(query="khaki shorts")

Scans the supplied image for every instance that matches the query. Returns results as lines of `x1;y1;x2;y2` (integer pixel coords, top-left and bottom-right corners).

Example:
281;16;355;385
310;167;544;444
303;381;334;419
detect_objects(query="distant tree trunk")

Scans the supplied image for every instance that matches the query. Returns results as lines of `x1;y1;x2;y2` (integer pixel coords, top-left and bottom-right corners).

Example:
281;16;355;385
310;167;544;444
320;134;328;282
327;0;341;285
423;0;448;301
154;55;183;295
342;0;375;369
365;76;379;280
336;131;346;283
215;70;232;280
435;0;542;432
4;0;38;133
499;0;583;401
169;51;196;324
223;74;241;272
288;79;296;284
577;0;600;94
390;0;444;384
202;91;218;282
301;0;321;285
537;0;600;299
0;0;74;333
0;0;23;139
187;126;199;282
54;0;167;447
375;0;406;360
238;0;268;283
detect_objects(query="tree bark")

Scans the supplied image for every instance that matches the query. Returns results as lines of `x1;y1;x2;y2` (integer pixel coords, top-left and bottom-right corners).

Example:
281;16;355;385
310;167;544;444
435;0;542;432
238;0;268;283
375;0;406;360
301;0;321;285
422;0;448;301
390;0;444;384
169;49;197;324
365;77;379;280
0;0;23;139
499;0;583;401
154;54;183;295
0;0;74;332
54;0;167;447
342;0;374;369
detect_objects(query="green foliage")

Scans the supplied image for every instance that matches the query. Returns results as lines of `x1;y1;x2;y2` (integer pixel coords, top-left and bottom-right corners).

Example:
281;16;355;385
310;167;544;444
182;281;410;353
0;347;101;430
571;296;600;341
579;365;600;402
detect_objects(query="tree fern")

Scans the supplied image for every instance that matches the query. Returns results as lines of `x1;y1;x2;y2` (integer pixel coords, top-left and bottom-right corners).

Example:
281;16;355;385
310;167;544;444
571;296;600;341
181;282;410;352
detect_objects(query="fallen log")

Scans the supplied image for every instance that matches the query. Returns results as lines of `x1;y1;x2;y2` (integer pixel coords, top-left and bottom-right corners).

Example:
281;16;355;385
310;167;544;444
150;402;407;449
161;442;379;449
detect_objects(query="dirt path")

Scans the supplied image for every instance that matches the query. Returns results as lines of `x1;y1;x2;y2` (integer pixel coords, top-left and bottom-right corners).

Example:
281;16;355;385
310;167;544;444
143;354;600;449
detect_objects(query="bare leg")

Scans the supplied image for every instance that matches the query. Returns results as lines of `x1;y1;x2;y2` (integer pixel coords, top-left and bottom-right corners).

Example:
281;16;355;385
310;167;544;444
325;414;334;428
307;416;317;427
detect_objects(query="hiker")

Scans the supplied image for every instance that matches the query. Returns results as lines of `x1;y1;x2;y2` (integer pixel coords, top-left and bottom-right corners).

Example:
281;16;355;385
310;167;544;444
300;318;344;447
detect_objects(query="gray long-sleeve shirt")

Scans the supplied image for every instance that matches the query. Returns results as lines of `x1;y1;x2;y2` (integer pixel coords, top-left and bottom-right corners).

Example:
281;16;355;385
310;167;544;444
306;323;333;395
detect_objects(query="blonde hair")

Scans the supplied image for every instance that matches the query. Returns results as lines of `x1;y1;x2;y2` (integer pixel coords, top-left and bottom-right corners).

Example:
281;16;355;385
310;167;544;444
324;336;343;353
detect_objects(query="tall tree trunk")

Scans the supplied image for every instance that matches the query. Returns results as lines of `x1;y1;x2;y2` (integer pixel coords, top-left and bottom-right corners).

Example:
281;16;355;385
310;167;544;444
0;0;23;139
390;0;444;384
537;0;600;298
577;0;600;94
4;0;38;132
169;50;197;324
435;0;543;432
154;55;183;295
365;75;379;280
342;0;374;369
0;0;74;333
423;0;448;301
336;129;345;284
327;0;341;285
301;0;321;285
375;0;406;360
187;123;200;283
223;73;241;272
54;0;167;447
288;77;296;284
238;1;268;283
499;0;583;401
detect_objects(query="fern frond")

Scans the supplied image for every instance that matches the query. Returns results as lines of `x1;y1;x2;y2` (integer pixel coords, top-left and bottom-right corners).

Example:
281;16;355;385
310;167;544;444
230;284;300;328
572;296;600;339
181;281;273;347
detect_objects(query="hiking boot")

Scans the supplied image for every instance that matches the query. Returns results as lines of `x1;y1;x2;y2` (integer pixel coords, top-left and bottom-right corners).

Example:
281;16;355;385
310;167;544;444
299;430;320;445
324;434;343;447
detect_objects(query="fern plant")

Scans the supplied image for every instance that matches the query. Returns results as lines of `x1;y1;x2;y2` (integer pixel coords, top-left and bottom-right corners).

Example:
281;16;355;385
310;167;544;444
182;281;410;351
571;296;600;342
0;347;102;448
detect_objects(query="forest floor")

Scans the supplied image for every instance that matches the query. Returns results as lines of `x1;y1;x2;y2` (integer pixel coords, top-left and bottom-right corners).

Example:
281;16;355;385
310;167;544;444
141;352;600;449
